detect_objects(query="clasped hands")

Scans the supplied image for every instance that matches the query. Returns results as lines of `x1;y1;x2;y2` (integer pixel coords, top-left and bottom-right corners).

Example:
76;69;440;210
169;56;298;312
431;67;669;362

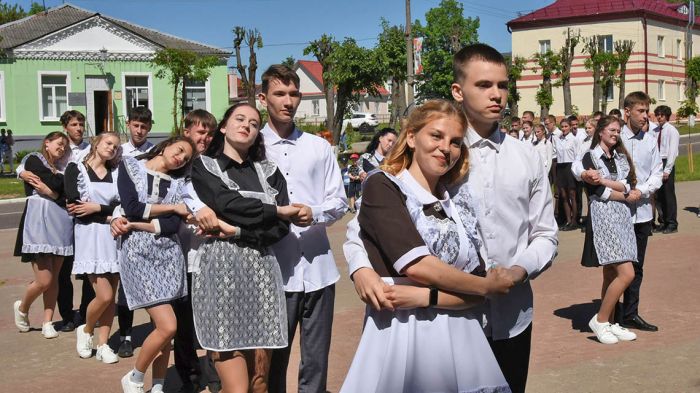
580;169;641;203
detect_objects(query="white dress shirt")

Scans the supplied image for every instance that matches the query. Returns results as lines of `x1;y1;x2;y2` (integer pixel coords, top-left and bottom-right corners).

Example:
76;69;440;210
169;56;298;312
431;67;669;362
121;140;154;157
262;124;348;293
532;138;553;173
344;126;558;340
656;122;680;174
520;133;535;143
621;125;663;223
554;132;579;163
576;136;593;160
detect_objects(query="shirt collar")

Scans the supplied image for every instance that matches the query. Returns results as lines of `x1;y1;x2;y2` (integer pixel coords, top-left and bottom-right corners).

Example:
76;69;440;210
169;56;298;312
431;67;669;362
466;125;503;152
217;154;253;170
397;170;449;205
70;140;89;151
592;144;620;160
261;123;302;145
622;124;645;140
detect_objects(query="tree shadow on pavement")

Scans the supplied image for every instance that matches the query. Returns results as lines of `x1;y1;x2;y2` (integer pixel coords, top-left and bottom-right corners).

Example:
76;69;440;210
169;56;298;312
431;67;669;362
553;300;601;332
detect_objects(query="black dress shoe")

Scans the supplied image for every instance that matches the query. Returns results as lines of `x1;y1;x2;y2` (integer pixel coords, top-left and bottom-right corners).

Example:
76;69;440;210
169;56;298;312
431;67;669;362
60;320;76;332
621;315;658;332
663;226;678;234
208;382;222;393
652;225;665;233
118;339;134;358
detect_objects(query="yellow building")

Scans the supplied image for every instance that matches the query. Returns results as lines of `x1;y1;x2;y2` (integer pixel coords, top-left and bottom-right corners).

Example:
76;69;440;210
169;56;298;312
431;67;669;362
507;0;700;118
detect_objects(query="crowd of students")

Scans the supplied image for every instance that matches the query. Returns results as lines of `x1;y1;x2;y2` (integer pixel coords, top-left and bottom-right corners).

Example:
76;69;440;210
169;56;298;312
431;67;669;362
9;42;679;393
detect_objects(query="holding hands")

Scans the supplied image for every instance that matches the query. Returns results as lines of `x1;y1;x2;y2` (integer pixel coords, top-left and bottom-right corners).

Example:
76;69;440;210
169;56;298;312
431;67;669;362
277;203;314;227
67;201;101;217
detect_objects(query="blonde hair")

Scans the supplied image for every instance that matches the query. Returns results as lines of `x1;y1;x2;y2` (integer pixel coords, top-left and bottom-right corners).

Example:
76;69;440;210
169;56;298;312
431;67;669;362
83;132;122;170
381;99;469;186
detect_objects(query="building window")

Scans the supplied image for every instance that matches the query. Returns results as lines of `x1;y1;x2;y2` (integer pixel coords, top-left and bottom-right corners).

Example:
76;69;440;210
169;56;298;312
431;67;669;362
677;39;683;60
539;40;551;54
184;78;208;113
600;35;613;53
312;99;319;116
39;72;69;121
658;80;666;101
678;82;685;101
604;83;614;102
658;36;665;58
124;75;151;115
0;71;5;122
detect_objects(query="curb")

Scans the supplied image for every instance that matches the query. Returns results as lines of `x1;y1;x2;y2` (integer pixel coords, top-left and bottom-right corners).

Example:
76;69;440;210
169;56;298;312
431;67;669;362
0;197;26;205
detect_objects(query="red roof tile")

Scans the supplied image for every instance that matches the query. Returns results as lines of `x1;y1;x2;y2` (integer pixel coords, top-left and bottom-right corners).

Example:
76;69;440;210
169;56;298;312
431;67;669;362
507;0;700;30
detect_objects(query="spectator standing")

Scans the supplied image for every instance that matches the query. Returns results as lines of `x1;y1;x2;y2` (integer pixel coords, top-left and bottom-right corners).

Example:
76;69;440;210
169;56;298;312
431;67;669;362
652;105;679;234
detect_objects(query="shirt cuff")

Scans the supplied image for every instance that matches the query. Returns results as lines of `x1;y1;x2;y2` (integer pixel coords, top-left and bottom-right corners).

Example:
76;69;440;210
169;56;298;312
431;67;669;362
262;204;277;223
153;219;162;236
142;203;152;220
347;253;373;278
600;187;612;201
636;183;651;198
394;246;431;274
185;195;207;214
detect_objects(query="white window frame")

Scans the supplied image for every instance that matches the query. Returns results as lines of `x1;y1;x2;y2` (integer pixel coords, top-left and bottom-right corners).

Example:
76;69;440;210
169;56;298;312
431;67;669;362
604;83;614;102
677;39;683;61
37;71;71;122
0;71;6;122
600;35;613;53
312;99;319;116
658;80;666;101
658;36;665;58
121;72;153;118
539;40;551;54
678;82;685;102
183;77;211;113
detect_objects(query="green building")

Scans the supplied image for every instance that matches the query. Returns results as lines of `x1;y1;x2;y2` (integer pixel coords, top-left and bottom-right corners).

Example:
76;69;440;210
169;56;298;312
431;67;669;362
0;3;230;142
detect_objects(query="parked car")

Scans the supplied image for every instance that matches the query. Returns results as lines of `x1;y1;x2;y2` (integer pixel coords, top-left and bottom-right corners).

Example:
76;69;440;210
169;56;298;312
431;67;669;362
348;112;379;132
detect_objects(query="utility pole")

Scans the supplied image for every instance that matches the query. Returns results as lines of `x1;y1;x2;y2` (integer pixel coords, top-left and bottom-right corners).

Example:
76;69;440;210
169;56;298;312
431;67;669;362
405;0;415;109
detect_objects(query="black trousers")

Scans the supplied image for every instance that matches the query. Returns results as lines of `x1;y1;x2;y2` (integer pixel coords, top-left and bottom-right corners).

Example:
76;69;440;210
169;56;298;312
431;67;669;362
488;323;532;393
173;273;220;387
622;221;652;320
57;256;75;321
575;181;583;222
269;285;335;393
656;160;678;228
116;281;133;337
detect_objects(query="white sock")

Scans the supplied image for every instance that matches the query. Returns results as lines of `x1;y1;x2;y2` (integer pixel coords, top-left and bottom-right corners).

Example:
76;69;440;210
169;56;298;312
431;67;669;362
121;335;132;342
130;369;145;384
152;378;165;392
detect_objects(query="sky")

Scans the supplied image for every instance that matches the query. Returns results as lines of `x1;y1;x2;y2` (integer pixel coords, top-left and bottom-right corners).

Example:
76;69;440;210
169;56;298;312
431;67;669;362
11;0;554;71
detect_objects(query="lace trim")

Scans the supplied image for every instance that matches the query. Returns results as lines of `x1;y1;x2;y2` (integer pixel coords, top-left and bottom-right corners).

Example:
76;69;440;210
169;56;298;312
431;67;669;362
198;156;279;204
122;156;148;202
200;156;239;190
75;162;91;201
22;244;73;256
589;150;630;182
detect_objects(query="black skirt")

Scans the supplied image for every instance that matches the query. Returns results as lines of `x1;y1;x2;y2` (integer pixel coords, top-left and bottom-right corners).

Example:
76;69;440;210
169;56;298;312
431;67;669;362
581;216;600;267
556;163;577;189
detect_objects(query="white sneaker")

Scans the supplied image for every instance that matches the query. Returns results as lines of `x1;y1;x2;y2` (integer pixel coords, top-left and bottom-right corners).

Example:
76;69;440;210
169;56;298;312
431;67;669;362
121;371;144;393
76;324;93;358
611;323;637;341
96;344;119;364
150;386;164;393
41;322;59;339
13;300;30;332
589;314;618;344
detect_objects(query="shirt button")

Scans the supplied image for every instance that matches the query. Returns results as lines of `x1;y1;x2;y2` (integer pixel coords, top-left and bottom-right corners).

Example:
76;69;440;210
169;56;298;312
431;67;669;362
286;173;289;176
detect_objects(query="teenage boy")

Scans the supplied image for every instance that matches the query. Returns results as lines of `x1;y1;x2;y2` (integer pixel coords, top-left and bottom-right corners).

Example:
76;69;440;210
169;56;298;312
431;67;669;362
578;92;663;332
115;105;155;358
510;116;521;135
258;65;348;393
521;110;535;124
18;110;93;332
346;44;558;393
122;106;154;156
652;105;679;234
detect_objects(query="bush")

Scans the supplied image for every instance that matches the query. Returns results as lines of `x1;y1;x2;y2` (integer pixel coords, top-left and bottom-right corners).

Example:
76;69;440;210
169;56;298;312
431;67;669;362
14;149;37;164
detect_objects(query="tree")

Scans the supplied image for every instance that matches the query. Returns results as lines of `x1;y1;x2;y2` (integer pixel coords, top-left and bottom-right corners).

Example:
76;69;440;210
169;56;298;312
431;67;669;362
304;34;336;132
233;27;263;106
282;56;296;68
583;35;604;113
0;1;44;25
327;38;385;144
505;55;526;116
413;0;479;100
615;40;635;111
151;48;219;133
558;28;581;115
532;50;560;120
376;19;408;129
667;0;700;15
598;52;619;113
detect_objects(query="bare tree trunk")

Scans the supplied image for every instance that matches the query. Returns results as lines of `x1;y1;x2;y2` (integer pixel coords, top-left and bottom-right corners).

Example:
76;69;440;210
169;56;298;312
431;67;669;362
324;80;335;132
563;78;572;115
592;68;601;113
511;97;519;119
618;67;627;110
247;31;258;106
332;90;348;145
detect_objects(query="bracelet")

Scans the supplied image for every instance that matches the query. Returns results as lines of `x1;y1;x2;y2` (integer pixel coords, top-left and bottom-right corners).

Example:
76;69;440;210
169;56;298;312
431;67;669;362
428;286;438;307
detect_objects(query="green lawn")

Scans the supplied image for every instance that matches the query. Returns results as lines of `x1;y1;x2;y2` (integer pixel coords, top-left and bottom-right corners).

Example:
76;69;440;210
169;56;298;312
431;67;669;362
0;176;24;198
675;153;700;182
676;124;700;135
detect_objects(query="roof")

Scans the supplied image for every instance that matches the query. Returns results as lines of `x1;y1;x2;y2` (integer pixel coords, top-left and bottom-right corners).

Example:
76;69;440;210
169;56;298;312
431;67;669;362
296;59;390;96
507;0;700;30
0;3;229;56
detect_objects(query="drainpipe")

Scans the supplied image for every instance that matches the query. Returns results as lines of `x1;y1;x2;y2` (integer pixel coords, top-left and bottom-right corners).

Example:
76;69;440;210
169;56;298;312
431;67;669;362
643;12;649;93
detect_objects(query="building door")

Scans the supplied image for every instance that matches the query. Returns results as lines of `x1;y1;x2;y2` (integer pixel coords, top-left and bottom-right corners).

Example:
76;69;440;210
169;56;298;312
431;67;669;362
85;76;112;135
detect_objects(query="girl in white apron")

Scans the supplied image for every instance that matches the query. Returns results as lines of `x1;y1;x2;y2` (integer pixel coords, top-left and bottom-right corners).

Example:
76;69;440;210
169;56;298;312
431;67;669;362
65;132;122;363
116;136;195;393
13;132;72;339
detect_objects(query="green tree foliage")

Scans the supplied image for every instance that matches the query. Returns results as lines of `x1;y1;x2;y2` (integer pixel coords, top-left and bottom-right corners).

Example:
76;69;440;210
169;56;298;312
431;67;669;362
532;50;560;119
0;1;45;25
583;35;604;113
282;56;296;68
151;48;220;133
615;40;635;110
598;52;619;113
376;19;408;128
304;34;337;132
505;55;526;116
414;0;479;100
